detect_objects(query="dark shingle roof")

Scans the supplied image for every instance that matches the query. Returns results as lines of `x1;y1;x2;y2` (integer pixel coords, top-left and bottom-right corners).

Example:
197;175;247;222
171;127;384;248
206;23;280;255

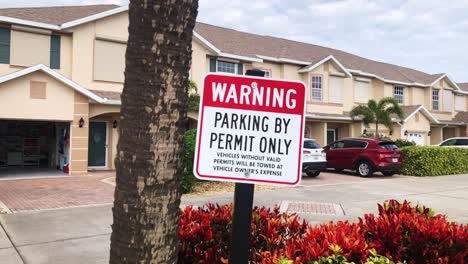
458;83;468;92
0;5;118;25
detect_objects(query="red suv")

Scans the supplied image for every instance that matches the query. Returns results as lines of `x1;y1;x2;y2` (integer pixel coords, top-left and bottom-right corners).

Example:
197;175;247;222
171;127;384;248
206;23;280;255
324;138;402;177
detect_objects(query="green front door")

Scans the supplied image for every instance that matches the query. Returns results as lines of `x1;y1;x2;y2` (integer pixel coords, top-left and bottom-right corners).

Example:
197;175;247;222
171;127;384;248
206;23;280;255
88;122;107;167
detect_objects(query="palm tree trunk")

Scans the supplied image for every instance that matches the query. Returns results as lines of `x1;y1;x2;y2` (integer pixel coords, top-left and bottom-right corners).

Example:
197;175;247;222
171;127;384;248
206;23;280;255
110;1;198;263
375;123;379;137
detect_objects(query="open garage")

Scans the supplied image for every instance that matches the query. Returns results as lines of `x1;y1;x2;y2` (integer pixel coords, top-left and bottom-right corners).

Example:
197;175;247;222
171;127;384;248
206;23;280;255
0;120;70;178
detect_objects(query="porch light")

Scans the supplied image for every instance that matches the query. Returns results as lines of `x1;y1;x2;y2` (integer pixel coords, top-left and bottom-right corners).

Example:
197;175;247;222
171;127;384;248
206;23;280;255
79;117;85;128
404;130;408;136
428;131;431;136
363;129;367;134
389;130;393;136
113;120;118;129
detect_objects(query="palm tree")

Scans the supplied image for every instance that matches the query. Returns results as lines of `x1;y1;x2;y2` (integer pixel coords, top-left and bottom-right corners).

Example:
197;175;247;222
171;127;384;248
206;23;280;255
350;97;404;136
109;0;198;263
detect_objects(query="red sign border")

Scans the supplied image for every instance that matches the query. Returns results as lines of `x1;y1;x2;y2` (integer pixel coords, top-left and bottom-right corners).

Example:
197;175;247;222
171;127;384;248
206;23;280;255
193;73;307;186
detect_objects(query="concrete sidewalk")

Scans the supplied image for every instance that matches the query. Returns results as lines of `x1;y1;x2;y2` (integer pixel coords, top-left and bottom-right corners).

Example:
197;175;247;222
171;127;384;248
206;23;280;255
1;174;467;263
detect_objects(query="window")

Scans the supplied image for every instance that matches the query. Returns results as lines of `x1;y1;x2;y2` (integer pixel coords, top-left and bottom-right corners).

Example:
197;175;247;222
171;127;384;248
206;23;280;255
432;89;439;111
354;80;370;103
329;76;343;103
94;40;126;83
264;70;272;78
50;35;61;69
344;140;367;149
0;27;10;64
330;141;345;149
440;139;456;146
455;95;465;111
455;139;468;146
442;90;453;112
311;75;322;101
393;85;404;104
217;60;237;74
303;140;321;149
378;142;399;150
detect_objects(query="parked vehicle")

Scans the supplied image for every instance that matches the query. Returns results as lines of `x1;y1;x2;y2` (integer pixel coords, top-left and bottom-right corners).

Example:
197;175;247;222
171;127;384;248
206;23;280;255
438;137;468;148
302;138;327;177
324;138;401;177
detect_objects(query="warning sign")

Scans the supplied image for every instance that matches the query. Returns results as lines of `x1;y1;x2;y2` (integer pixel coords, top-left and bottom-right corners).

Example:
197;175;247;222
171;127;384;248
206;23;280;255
193;74;306;186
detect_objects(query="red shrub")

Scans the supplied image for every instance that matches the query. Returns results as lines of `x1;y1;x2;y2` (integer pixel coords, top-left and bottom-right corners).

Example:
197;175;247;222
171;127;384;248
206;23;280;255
360;200;468;264
178;200;468;264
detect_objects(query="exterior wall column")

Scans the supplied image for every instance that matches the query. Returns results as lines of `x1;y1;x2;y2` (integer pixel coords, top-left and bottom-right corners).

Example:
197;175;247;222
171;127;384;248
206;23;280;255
70;91;89;175
430;127;443;145
308;121;327;146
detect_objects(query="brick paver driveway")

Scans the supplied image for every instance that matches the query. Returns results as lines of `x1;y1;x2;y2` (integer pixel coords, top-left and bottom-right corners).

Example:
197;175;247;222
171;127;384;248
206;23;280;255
0;172;115;213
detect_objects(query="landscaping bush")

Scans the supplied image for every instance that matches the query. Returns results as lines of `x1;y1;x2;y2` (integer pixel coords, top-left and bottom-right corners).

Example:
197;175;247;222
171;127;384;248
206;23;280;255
178;200;468;263
401;146;468;176
182;129;197;193
394;139;416;148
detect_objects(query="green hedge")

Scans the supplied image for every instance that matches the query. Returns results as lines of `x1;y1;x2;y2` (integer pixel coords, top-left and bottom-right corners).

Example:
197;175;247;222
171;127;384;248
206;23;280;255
401;146;468;176
182;129;197;193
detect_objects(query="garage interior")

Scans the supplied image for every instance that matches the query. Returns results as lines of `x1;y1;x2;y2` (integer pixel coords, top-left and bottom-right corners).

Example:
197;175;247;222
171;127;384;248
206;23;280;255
0;120;70;178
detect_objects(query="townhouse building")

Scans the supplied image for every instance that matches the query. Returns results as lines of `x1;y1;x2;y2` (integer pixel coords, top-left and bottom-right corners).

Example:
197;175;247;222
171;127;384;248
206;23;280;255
0;5;466;175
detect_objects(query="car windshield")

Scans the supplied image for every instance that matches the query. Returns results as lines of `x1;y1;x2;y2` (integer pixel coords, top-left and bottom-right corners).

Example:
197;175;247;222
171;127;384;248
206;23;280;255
378;142;399;150
304;140;321;149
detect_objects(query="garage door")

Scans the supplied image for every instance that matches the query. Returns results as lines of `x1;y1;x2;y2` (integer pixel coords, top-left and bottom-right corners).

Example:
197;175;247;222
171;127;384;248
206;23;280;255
407;133;424;146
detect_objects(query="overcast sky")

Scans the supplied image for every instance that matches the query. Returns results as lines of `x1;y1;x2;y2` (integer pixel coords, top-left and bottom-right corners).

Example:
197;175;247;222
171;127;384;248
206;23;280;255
3;0;468;82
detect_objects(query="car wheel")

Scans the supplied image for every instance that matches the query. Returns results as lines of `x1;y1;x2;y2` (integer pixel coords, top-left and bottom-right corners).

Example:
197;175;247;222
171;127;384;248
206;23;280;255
307;171;320;177
382;171;395;176
357;161;373;177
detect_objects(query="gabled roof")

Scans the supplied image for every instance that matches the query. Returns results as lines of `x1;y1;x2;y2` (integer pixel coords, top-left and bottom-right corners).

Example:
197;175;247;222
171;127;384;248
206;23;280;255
400;105;439;124
0;5;118;26
298;55;352;77
0;64;120;105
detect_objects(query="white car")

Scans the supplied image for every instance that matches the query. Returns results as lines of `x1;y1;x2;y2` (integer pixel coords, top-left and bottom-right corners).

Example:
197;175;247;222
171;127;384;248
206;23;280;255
302;138;327;177
438;137;468;148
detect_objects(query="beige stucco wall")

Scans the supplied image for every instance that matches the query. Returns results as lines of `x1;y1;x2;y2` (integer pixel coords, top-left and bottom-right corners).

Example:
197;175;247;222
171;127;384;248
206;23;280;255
95;12;129;40
70;21;124;92
190;39;211;90
89;104;121;118
401;112;431;144
0;72;74;121
60;34;73;78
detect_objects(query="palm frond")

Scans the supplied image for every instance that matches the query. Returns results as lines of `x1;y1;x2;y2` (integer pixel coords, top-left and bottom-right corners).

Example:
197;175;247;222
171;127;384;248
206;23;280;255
350;105;375;126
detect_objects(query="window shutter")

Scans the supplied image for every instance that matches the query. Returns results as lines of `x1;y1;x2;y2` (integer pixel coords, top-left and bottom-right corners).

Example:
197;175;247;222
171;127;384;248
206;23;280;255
329;76;343;103
209;58;216;72
455;95;465;111
50;35;61;69
0;27;11;64
442;90;453;112
237;63;243;75
354;81;369;103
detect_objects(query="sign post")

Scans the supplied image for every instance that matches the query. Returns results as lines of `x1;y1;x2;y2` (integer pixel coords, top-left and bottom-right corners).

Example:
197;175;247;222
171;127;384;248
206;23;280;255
193;73;306;263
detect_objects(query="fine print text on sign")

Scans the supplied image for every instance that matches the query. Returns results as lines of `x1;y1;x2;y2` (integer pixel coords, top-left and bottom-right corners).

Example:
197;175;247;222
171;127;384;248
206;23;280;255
193;74;307;186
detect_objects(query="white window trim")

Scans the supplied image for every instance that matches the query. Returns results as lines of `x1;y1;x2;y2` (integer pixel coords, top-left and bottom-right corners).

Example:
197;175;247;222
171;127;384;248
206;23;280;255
310;75;323;102
393;85;405;104
432;89;439;111
216;60;238;74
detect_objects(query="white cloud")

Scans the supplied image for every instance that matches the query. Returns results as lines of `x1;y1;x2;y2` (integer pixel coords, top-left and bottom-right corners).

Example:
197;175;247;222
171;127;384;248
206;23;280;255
2;0;468;81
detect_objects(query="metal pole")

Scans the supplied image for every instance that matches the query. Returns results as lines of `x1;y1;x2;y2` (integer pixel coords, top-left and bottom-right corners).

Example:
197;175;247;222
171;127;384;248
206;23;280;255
228;69;264;264
228;183;255;264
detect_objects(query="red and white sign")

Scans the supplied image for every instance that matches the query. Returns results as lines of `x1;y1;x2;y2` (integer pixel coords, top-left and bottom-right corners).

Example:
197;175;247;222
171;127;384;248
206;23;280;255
193;74;306;186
